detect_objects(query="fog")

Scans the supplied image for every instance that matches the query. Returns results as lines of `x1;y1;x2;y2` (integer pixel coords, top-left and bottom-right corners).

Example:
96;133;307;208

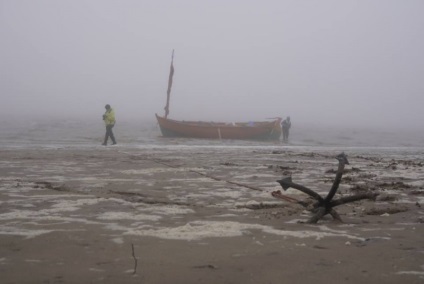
1;1;423;131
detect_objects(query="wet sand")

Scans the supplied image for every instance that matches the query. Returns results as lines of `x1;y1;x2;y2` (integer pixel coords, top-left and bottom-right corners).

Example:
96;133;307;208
0;145;423;283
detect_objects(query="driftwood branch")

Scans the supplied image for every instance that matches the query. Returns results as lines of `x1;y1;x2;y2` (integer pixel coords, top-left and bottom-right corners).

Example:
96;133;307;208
273;152;378;223
131;243;138;275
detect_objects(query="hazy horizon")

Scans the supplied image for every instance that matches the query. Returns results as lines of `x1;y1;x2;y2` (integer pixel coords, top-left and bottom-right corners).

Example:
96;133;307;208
1;1;423;131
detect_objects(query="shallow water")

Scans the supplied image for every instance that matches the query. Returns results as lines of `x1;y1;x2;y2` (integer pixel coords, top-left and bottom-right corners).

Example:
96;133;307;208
1;118;423;151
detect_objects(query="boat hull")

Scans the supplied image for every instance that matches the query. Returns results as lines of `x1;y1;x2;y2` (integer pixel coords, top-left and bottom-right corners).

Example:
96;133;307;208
156;114;282;140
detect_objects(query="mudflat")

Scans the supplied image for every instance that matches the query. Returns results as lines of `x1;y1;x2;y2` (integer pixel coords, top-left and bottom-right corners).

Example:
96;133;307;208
0;145;423;283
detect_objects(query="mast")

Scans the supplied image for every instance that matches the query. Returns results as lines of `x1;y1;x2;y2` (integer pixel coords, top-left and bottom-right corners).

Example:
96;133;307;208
164;50;174;119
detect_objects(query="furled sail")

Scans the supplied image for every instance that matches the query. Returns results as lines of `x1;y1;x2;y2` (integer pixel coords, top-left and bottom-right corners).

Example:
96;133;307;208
164;50;174;118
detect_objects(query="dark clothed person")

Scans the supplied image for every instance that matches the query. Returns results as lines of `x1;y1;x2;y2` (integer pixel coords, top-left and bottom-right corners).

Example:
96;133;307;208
281;116;291;142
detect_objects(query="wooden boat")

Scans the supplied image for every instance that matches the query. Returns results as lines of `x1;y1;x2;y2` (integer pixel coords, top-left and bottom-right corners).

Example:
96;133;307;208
156;114;282;140
156;51;282;140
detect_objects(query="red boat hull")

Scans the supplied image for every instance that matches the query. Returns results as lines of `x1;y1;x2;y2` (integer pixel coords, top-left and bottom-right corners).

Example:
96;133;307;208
156;114;282;140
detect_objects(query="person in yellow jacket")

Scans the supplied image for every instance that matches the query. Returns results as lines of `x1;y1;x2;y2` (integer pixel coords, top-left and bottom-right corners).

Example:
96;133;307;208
102;104;117;145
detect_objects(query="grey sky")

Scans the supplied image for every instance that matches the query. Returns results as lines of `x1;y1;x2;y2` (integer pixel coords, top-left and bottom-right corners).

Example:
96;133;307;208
1;0;423;129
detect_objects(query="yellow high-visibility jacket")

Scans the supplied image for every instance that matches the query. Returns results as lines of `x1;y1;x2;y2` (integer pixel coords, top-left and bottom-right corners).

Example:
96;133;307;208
104;109;116;126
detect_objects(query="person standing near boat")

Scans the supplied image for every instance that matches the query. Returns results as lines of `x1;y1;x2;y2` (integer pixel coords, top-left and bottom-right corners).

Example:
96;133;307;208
281;116;291;142
102;104;117;146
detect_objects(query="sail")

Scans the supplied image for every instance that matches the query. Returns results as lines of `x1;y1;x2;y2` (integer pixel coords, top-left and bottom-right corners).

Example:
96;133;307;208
164;50;174;118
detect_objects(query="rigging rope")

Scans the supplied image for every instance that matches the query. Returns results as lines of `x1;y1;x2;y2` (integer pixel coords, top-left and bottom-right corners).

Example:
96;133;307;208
120;151;301;204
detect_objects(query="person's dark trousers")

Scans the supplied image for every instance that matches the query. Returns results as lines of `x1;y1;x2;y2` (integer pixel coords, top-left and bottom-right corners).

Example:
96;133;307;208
282;129;288;142
103;125;116;145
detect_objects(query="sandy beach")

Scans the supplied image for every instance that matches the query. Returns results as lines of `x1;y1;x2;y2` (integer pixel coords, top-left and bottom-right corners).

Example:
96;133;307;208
0;142;423;284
